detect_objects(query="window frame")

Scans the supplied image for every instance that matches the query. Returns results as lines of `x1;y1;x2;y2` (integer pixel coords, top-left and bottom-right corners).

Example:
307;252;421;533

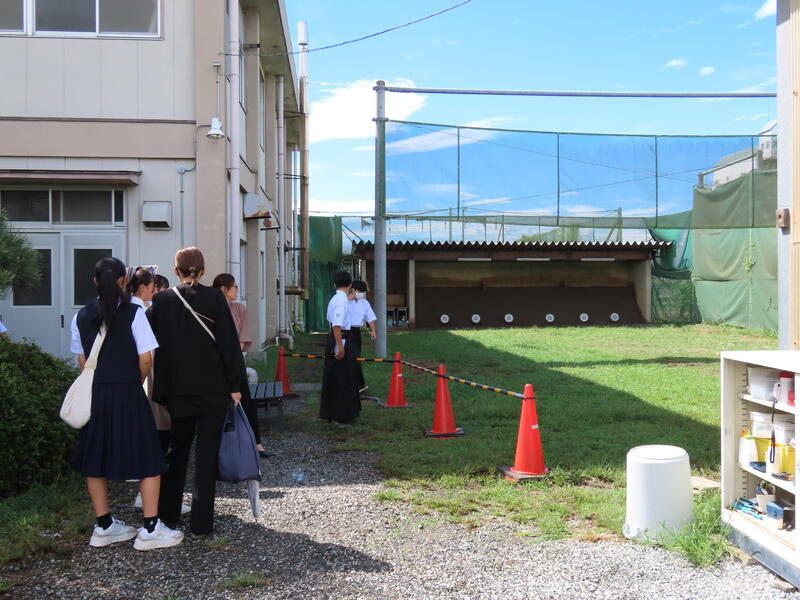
0;187;125;228
0;0;162;39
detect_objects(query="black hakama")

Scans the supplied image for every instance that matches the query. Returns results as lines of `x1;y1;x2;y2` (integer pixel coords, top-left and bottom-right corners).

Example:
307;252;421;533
349;327;366;390
319;329;360;423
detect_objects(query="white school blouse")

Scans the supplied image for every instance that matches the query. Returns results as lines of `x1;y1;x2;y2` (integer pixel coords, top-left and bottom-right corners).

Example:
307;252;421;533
326;290;350;330
347;298;377;329
69;303;159;356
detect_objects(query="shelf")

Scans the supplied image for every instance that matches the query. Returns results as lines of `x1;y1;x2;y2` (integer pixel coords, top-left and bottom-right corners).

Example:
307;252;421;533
722;351;800;373
741;394;796;415
724;508;796;551
740;462;796;494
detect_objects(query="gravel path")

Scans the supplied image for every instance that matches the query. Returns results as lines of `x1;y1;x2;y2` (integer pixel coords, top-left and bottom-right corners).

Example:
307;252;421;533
5;398;799;599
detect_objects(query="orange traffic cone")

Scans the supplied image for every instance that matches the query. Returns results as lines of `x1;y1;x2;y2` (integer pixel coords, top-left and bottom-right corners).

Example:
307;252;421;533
499;384;548;482
379;352;411;407
275;346;292;395
425;365;465;438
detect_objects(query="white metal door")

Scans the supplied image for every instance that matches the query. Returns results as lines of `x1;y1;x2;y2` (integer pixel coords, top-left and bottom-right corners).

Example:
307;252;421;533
61;233;125;357
0;233;61;356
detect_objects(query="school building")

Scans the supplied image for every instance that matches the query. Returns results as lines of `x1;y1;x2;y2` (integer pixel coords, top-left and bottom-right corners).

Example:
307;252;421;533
0;0;306;358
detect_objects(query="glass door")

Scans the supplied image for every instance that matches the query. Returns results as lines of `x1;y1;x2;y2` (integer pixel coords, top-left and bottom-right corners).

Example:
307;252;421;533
61;233;125;357
0;233;61;356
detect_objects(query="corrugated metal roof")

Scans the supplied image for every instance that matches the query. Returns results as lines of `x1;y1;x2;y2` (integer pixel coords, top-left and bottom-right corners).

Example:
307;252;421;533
353;240;671;252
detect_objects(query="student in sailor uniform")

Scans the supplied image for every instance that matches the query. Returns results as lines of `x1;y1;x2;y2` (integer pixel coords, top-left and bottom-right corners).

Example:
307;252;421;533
347;280;377;393
319;271;360;424
70;257;183;551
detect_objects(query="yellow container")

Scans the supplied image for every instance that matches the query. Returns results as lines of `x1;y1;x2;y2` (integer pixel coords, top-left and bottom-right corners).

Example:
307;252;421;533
774;444;796;473
754;437;770;462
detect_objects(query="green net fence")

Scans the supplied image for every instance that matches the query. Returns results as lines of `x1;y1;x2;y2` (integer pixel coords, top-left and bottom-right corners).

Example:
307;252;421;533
330;120;778;329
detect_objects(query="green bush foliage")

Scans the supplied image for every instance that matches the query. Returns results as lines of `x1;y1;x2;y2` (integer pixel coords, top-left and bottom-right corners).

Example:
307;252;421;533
0;337;78;498
0;211;40;298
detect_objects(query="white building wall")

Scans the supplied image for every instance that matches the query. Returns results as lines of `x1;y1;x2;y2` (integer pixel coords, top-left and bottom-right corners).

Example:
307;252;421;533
0;0;195;119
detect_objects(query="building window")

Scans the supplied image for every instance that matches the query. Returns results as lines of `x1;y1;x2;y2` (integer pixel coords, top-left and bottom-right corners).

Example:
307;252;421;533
2;0;160;38
13;248;52;306
1;188;123;225
73;248;111;305
0;0;24;32
0;190;50;221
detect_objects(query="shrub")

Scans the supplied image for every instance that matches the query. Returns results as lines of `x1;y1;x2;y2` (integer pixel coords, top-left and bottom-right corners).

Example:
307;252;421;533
0;337;78;498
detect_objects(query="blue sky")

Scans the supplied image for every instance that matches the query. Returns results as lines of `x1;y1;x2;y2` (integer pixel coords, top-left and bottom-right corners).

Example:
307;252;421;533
285;0;777;237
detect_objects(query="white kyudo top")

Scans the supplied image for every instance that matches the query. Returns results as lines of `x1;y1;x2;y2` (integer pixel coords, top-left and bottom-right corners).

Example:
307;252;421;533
347;298;377;330
69;306;159;356
326;289;350;330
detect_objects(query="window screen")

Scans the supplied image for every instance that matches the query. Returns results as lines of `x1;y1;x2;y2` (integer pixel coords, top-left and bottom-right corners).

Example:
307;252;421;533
36;0;95;32
113;190;124;223
0;0;23;31
1;190;50;222
74;248;111;305
53;191;112;223
99;0;158;34
13;249;52;306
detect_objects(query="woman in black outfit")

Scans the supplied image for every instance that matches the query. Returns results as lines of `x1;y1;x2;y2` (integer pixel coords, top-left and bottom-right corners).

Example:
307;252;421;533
148;247;244;535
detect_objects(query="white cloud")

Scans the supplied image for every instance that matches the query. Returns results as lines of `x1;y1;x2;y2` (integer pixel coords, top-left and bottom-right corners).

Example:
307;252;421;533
699;66;716;76
754;0;776;20
662;58;687;69
385;117;514;156
309;78;426;143
750;112;770;120
310;197;405;215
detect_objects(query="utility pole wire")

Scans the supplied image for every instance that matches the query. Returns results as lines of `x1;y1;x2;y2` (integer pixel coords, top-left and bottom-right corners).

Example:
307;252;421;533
250;0;473;57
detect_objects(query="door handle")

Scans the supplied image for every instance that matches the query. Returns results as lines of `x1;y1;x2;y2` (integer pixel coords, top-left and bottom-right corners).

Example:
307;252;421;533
61;315;64;328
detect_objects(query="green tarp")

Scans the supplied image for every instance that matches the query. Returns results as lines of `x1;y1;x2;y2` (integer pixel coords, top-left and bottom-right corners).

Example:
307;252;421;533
304;216;342;332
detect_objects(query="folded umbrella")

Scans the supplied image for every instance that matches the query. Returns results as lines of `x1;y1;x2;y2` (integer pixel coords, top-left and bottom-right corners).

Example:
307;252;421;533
218;404;262;520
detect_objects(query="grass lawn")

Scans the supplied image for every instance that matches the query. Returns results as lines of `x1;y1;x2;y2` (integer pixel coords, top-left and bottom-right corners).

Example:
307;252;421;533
280;324;776;561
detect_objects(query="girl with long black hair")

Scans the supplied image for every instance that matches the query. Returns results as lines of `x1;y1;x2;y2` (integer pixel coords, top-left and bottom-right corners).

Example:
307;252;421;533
70;257;183;550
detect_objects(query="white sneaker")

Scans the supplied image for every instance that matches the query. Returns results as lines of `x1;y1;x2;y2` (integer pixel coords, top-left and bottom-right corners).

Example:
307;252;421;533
133;520;184;551
180;504;191;516
89;518;137;547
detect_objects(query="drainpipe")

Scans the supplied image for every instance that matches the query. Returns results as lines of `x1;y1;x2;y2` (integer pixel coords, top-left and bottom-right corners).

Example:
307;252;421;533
228;1;242;290
277;74;293;350
298;21;310;302
177;164;196;248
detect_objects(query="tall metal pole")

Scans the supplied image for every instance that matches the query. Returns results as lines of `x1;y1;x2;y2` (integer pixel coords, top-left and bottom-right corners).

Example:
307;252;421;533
228;3;241;288
277;75;287;335
298;22;310;302
374;81;387;358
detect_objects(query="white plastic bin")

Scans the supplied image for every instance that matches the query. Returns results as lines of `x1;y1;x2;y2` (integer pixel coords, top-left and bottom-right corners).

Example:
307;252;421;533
623;445;693;541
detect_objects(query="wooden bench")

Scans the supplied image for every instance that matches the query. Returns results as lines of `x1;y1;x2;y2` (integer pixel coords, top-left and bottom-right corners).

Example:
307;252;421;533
249;382;284;431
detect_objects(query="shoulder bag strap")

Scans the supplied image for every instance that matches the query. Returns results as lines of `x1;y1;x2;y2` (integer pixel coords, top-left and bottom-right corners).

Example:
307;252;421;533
83;326;106;370
172;286;216;342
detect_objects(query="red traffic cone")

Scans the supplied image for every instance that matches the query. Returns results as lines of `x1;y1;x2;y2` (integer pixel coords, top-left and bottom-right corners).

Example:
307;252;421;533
380;352;411;407
500;384;548;482
275;346;292;395
425;365;465;438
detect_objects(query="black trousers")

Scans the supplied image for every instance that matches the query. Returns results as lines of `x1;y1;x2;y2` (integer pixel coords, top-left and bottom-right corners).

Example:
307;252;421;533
160;396;228;535
350;328;366;390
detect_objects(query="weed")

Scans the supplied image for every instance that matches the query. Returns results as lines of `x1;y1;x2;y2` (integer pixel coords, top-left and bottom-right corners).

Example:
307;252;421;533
221;570;268;589
202;535;230;550
659;490;731;567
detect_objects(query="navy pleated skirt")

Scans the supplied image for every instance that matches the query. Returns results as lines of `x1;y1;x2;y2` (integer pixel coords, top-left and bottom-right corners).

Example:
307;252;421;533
73;382;165;481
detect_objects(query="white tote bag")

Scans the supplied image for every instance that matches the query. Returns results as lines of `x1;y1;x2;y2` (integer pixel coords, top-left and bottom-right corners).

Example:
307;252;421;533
60;327;106;429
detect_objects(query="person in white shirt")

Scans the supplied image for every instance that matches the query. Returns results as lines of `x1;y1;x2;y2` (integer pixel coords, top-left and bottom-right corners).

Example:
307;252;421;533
319;271;360;424
347;280;378;393
126;267;156;310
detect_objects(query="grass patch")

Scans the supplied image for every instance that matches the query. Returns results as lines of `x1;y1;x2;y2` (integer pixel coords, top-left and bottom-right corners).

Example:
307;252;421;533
221;570;269;589
286;324;773;560
0;475;93;566
659;490;731;567
202;535;231;550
